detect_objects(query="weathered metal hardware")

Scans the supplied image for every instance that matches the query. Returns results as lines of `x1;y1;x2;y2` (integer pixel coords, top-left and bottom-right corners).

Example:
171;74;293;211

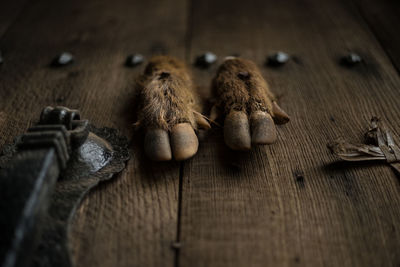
266;51;290;66
51;52;75;67
195;52;217;68
125;53;144;67
340;52;362;67
0;106;129;267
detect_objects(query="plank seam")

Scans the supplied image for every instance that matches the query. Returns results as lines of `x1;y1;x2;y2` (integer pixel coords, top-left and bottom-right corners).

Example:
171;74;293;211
174;162;184;267
176;0;194;264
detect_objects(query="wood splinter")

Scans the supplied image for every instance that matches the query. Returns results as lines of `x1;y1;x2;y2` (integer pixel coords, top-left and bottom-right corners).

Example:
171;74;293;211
136;56;207;161
212;57;290;151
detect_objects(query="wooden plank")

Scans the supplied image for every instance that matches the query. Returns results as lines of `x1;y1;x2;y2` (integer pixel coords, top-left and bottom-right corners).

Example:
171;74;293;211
179;0;400;266
354;0;400;72
0;0;28;37
0;0;188;266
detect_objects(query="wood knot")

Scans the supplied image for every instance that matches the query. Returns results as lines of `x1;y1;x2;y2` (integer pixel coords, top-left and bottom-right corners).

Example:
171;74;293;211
294;171;305;186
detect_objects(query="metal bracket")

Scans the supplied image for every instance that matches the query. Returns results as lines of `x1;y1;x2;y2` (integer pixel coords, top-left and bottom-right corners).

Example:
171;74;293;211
0;106;130;267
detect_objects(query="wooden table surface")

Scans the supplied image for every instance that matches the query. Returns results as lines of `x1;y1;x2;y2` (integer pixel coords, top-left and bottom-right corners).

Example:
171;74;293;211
1;0;399;266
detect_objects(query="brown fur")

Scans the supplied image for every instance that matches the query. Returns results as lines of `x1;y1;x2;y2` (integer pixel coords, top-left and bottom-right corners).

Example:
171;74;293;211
136;56;198;131
212;58;275;116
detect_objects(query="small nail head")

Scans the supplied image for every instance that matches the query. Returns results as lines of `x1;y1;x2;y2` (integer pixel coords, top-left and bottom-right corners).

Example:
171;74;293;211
52;52;74;67
296;174;304;182
195;52;217;68
341;53;362;66
125;53;144;67
294;171;305;183
267;51;290;66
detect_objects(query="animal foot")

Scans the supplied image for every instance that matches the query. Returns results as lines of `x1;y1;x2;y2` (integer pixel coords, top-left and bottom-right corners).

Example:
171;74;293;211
136;56;210;161
211;57;290;151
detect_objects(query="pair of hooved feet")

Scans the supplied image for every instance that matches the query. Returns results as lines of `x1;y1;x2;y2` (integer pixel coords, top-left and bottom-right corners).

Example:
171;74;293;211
135;56;290;161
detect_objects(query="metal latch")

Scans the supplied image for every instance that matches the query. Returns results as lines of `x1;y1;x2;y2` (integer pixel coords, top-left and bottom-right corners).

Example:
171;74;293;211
0;106;129;267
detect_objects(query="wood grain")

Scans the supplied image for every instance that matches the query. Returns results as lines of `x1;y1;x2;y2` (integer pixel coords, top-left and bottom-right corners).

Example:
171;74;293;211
1;0;399;266
354;0;400;72
0;0;188;266
179;0;400;266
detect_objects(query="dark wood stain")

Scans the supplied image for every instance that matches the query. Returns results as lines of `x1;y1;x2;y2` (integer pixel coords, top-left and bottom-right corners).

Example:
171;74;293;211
180;0;400;267
0;0;399;266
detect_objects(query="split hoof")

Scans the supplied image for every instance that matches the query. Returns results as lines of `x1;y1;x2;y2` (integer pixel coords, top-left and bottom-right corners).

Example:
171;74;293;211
144;129;172;161
171;123;199;161
250;111;277;145
224;110;251;151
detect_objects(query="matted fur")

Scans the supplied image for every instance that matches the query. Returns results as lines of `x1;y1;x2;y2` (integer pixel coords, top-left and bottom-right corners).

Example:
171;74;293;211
212;58;275;116
136;56;197;131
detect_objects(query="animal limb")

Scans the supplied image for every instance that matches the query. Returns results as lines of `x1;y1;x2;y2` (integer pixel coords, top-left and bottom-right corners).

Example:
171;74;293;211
136;56;209;161
212;57;289;150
